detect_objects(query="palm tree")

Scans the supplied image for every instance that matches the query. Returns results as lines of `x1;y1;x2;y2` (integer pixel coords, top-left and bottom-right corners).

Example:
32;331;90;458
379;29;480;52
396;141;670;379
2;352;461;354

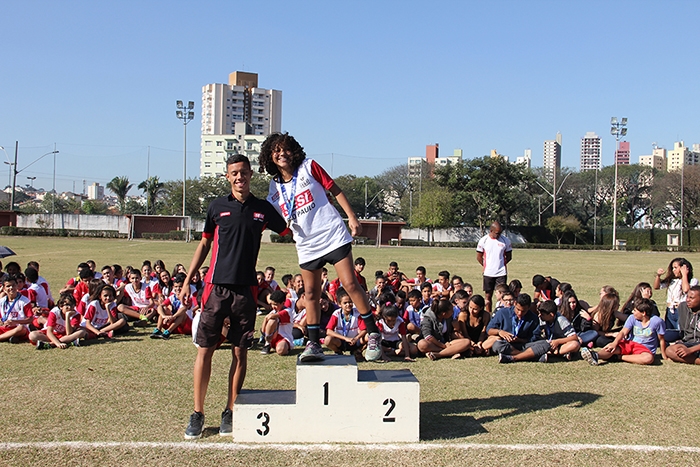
107;176;133;214
138;176;164;215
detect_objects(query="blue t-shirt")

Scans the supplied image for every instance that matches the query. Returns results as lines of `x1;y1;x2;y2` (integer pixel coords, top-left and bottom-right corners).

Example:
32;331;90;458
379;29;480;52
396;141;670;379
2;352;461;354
624;314;665;354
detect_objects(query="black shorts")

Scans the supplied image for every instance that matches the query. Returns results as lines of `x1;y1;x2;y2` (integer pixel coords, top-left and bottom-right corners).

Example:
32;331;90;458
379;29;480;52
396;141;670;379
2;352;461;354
483;275;507;293
681;341;700;357
299;242;352;271
338;340;361;353
196;283;256;348
381;339;401;350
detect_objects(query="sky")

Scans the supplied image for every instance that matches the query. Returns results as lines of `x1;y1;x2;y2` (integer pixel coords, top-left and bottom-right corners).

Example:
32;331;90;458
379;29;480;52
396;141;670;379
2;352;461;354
2;0;699;194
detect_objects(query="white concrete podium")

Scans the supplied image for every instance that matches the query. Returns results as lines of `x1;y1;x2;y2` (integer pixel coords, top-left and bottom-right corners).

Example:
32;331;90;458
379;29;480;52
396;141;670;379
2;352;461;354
232;355;420;442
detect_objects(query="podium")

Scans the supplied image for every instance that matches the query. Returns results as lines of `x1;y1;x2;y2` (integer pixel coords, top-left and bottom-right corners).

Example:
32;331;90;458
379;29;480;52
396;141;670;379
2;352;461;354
232;355;420;442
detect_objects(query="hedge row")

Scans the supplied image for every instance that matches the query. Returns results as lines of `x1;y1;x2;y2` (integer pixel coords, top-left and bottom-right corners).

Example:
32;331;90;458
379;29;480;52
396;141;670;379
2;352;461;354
0;226;125;238
140;231;202;241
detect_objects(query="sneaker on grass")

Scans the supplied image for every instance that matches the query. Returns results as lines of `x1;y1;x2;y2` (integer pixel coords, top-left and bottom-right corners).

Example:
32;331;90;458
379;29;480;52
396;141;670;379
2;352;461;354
150;329;162;339
580;347;599;366
35;341;51;350
364;333;382;361
299;341;325;362
538;353;549;363
185;411;204;440
498;353;514;364
260;344;271;355
219;408;233;436
71;339;81;347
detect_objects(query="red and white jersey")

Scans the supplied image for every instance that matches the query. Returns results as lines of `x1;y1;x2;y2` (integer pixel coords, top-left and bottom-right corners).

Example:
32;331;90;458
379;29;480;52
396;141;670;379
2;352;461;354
269;279;280;291
37;276;53;301
125;283;153;308
476;234;512;277
432;283;451;294
45;307;81;335
268;159;353;264
82;300;117;329
274;308;295;344
405;277;432;290
326;308;365;338
0;294;33;324
293;307;306;325
28;282;49;308
19;288;37;303
162;292;197;320
377;316;407;342
76;293;90;316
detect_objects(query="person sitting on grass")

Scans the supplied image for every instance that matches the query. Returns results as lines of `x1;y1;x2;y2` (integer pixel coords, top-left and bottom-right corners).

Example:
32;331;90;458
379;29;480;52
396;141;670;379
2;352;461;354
325;287;366;357
418;298;473;360
403;289;423;338
581;298;667;366
117;269;154;324
151;273;195;340
30;293;86;349
420;281;434;309
82;284;129;340
665;286;700;365
260;290;296;356
377;301;416;362
453;293;491;357
536;299;580;361
483;293;540;360
401;266;430;292
431;270;452;300
0;275;34;343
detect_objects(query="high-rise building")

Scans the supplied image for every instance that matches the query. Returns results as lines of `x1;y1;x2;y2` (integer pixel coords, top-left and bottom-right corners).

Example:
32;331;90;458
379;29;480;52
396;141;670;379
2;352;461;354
202;72;281;136
639;146;666;171
515;149;532;168
87;182;104;200
667;141;699;171
543;132;562;181
615;141;630;165
408;144;461;178
200;72;281;177
580;132;602;172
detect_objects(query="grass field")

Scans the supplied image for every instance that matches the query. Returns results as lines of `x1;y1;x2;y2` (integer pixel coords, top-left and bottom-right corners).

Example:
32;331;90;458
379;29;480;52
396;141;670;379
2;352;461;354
1;237;700;467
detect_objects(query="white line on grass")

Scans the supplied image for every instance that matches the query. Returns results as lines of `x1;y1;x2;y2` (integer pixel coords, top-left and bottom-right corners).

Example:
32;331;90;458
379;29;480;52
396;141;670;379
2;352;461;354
0;442;699;453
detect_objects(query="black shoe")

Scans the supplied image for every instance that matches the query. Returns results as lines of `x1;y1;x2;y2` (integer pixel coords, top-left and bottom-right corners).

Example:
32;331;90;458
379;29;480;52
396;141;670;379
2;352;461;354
219;408;233;436
260;344;271;355
184;411;204;439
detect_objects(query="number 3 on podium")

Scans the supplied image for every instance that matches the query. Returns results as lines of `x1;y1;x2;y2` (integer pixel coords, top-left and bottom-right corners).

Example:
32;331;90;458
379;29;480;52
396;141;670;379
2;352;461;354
256;412;270;436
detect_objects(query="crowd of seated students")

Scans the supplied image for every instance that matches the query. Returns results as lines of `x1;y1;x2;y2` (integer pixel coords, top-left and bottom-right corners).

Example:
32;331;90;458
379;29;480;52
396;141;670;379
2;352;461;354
3;255;700;368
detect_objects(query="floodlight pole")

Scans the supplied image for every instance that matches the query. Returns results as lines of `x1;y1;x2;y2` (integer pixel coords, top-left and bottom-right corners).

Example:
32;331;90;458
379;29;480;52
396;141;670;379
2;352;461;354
176;100;195;217
610;117;628;250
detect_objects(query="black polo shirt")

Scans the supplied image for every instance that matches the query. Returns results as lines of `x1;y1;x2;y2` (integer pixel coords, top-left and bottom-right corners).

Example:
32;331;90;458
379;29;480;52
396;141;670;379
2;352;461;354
203;193;287;286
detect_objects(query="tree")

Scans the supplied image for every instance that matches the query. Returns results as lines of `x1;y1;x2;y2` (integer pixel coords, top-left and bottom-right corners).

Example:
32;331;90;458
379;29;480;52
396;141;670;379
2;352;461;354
411;187;453;244
138;176;164;215
546;215;583;245
161;177;230;217
107;176;133;214
333;175;383;219
651;165;700;229
434;156;538;230
81;199;108;215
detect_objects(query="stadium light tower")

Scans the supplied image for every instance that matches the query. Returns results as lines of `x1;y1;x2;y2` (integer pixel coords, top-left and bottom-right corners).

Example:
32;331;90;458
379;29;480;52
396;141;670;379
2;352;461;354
610;117;628;250
176;100;195;217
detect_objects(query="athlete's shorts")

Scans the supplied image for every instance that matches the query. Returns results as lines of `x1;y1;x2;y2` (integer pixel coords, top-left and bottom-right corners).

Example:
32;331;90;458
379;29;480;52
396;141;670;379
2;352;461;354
174;317;193;335
618;340;652;355
483;275;507;293
196;283;255;348
338;340;361;353
0;325;28;338
381;339;401;349
270;333;292;349
300;242;353;271
36;329;66;340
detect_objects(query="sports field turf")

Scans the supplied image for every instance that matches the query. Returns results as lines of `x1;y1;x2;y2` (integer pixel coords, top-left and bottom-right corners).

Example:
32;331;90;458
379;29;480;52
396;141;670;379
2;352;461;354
0;237;699;467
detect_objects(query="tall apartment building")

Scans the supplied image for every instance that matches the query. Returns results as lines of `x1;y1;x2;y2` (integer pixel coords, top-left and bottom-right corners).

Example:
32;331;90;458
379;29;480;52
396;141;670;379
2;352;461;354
408;144;462;178
87;182;104;200
615;141;630;165
516;149;532;168
200;72;282;177
639;146;666;171
543;132;562;181
667;141;699;171
580;132;602;171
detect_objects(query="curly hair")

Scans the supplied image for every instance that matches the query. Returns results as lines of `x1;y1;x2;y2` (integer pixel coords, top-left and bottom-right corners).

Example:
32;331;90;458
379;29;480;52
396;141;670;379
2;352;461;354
258;132;306;178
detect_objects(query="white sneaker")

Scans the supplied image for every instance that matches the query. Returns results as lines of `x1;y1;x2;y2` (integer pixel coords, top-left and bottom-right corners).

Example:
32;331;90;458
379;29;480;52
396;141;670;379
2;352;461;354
364;333;382;361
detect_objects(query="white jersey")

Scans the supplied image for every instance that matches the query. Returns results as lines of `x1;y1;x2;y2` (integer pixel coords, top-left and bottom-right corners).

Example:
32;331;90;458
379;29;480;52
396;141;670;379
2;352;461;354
476;234;512;277
125;283;152;308
268;159;353;264
82;300;116;329
28;282;49;308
